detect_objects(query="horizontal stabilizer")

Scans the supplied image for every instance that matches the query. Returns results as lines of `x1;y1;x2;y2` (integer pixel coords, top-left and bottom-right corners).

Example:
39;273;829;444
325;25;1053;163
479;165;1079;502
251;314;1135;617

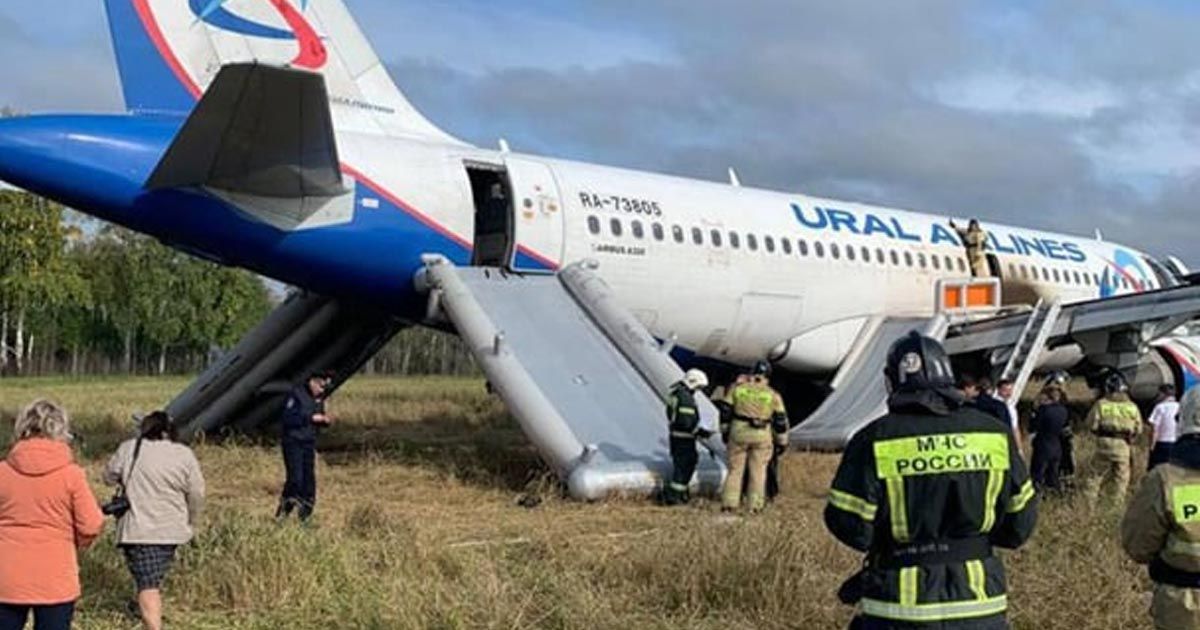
147;63;346;198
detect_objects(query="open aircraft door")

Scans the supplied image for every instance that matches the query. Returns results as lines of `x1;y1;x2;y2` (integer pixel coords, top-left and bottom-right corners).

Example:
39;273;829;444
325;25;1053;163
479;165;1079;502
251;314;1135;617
506;157;565;273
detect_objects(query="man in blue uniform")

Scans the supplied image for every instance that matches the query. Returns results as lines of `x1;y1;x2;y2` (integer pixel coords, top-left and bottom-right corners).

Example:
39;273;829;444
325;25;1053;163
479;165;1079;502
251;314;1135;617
276;370;334;522
826;332;1037;628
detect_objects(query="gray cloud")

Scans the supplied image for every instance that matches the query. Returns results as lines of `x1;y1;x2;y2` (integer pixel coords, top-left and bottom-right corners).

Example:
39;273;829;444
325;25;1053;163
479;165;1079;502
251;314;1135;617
389;0;1200;265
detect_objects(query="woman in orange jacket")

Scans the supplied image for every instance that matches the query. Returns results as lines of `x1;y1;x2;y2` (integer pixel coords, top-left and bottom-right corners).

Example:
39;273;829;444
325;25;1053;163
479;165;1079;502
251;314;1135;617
0;400;105;630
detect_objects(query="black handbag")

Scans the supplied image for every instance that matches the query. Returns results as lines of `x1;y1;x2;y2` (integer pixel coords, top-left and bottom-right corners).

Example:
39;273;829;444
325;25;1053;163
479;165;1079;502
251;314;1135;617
101;437;144;518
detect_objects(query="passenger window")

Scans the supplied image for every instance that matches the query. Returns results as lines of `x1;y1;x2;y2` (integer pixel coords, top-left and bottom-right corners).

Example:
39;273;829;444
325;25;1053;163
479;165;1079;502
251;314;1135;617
918;253;927;269
931;255;941;270
587;216;600;235
1052;268;1060;283
957;258;966;273
1094;273;1102;286
711;230;723;247
814;241;825;258
877;249;886;264
610;218;623;237
944;255;954;271
847;246;856;261
904;251;914;267
890;250;900;266
632;220;645;239
672;225;684;243
830;243;840;259
798;239;810;256
1030;267;1038;280
747;234;758;251
652;223;664;241
692;227;703;245
764;236;775;253
781;238;792;255
1009;263;1017;277
1042;267;1050;281
1020;265;1028;279
729;231;740;249
861;247;870;263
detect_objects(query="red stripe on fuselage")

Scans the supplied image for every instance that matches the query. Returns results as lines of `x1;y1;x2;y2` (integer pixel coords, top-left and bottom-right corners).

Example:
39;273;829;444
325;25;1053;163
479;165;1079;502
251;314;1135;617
340;165;472;251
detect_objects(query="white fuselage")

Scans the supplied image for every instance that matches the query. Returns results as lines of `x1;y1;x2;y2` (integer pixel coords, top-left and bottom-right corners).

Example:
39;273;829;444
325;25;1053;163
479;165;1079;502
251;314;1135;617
341;132;1164;374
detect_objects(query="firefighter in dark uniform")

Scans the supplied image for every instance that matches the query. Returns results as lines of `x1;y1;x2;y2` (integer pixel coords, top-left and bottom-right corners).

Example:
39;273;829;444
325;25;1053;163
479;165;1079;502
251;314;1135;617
661;369;712;506
825;332;1038;629
276;370;334;522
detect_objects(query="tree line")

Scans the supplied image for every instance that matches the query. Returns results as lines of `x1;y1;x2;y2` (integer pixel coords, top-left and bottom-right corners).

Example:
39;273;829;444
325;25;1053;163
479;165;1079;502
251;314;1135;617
0;191;477;378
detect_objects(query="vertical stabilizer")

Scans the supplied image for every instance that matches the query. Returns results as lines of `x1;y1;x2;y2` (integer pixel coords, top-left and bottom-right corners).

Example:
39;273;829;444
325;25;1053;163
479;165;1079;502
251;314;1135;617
102;0;461;143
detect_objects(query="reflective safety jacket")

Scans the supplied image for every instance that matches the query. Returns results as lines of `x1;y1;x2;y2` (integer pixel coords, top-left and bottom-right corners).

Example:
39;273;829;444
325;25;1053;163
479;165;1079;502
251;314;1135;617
825;393;1038;625
1087;393;1143;439
723;376;788;447
1123;437;1200;582
666;383;703;439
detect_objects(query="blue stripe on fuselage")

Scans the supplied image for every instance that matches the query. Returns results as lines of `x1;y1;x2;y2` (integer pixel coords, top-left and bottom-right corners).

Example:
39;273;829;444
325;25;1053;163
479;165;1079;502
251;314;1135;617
0;114;485;317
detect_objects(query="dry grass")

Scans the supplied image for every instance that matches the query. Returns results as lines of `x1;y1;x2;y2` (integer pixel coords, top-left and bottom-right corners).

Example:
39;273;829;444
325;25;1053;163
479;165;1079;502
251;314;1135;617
0;377;1157;629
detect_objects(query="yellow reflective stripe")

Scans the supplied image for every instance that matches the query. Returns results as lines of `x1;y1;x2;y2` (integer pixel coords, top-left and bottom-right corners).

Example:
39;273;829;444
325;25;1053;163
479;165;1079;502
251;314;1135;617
873;433;1009;479
886;476;910;542
1007;480;1035;513
1173;485;1200;522
676;408;697;415
980;469;1003;533
861;595;1007;622
899;567;919;608
966;560;987;600
828;489;877;522
1166;535;1200;555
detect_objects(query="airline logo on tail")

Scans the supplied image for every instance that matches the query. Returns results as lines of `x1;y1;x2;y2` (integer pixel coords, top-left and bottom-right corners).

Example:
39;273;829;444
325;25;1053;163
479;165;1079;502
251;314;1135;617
190;0;327;69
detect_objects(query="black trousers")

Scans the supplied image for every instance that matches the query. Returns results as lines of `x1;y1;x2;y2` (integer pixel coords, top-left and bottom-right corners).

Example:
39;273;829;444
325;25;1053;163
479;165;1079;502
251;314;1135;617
1031;440;1062;491
855;613;1007;630
279;439;316;519
0;602;74;630
1149;442;1173;470
663;436;698;505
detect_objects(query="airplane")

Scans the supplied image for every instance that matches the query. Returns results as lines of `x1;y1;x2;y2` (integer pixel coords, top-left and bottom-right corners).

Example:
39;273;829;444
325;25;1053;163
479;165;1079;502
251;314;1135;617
2;0;1199;499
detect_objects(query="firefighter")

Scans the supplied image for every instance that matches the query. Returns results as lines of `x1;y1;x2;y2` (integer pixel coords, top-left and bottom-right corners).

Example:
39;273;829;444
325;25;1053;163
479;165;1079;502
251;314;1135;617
825;332;1037;629
720;361;788;513
1083;372;1143;505
950;219;989;278
661;369;712;506
1122;387;1200;630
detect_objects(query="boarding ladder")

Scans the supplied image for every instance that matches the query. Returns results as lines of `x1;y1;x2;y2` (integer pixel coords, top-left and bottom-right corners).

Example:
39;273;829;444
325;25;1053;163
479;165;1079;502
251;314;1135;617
996;298;1062;402
417;256;725;500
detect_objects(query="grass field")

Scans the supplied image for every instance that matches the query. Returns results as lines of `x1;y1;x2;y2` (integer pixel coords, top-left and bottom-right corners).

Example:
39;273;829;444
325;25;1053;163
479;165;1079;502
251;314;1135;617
0;377;1158;629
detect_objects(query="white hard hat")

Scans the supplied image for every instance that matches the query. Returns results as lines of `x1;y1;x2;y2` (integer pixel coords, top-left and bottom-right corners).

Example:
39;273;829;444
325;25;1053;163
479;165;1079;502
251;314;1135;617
1179;387;1200;437
683;369;709;390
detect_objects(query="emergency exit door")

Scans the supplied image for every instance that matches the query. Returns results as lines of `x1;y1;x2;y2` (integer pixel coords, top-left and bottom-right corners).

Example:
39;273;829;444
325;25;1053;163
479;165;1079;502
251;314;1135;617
506;158;565;273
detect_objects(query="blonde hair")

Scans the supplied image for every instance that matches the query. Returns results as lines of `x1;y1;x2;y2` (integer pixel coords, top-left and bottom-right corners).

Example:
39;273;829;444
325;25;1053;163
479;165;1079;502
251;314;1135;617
13;399;72;442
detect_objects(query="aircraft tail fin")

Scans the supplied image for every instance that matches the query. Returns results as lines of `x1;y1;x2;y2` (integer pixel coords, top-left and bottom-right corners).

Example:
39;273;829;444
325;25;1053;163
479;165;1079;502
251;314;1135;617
102;0;461;143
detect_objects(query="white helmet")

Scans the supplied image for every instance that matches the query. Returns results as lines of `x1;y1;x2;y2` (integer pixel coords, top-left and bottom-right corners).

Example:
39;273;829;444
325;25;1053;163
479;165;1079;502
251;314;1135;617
683;369;709;391
1179;387;1200;438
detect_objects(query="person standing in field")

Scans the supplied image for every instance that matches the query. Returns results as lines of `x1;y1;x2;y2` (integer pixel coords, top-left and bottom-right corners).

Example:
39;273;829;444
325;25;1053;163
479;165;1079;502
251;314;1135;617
1147;384;1181;470
277;370;334;522
1083;373;1143;505
0;400;105;630
1122;387;1200;629
719;361;789;513
1029;388;1069;492
104;411;204;630
825;332;1037;629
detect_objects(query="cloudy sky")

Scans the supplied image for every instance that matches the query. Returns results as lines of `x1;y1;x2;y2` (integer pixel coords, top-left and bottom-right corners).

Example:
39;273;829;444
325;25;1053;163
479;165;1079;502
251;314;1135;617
2;0;1198;264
